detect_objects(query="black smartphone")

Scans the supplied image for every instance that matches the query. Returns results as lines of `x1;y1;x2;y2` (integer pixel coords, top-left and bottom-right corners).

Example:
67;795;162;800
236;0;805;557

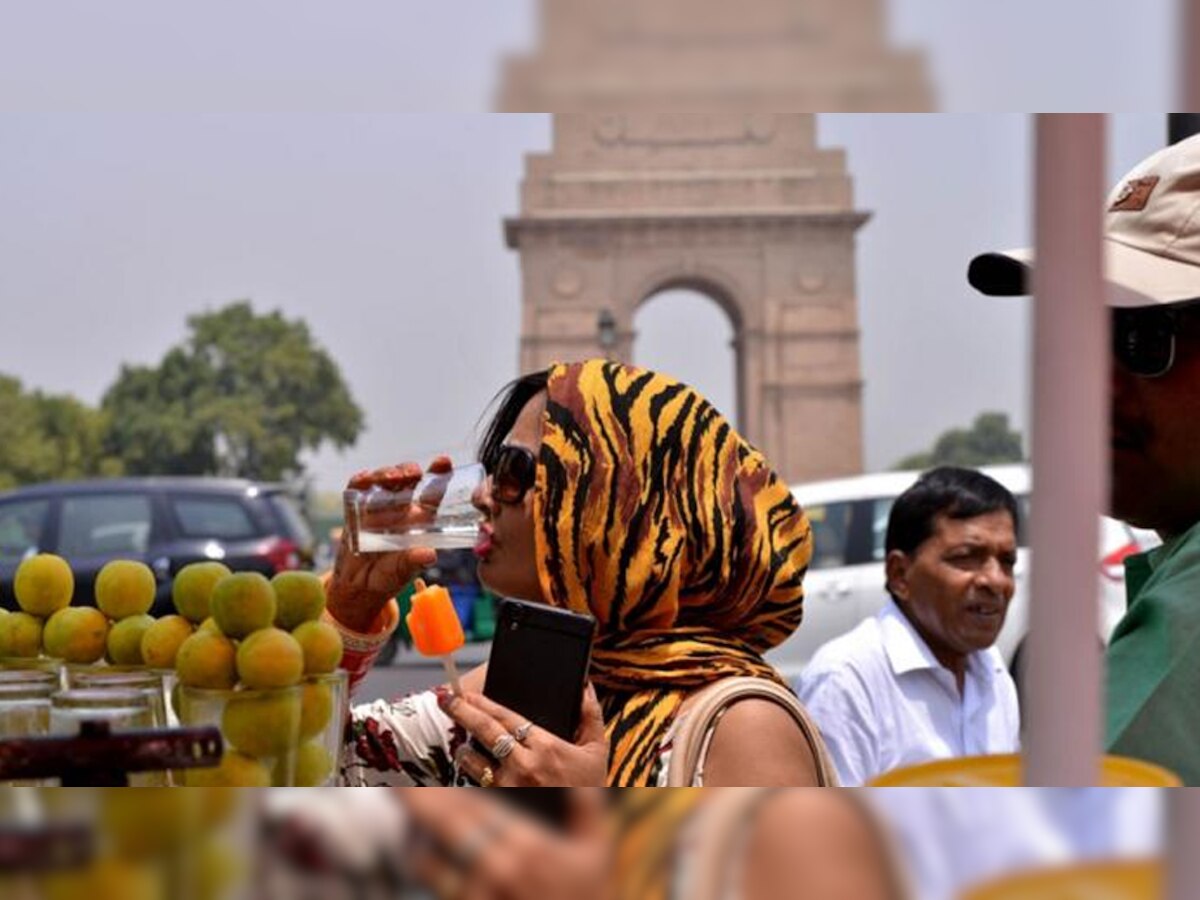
482;598;596;742
469;600;596;824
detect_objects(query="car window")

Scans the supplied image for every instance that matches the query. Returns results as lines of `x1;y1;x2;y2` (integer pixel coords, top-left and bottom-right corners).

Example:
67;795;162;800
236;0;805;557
1015;494;1031;547
871;497;896;562
170;495;259;540
0;499;50;563
266;492;314;548
804;501;853;570
58;495;152;556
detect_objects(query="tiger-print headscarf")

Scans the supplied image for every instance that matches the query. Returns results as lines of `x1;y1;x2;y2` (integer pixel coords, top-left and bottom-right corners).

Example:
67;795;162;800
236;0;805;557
533;360;812;786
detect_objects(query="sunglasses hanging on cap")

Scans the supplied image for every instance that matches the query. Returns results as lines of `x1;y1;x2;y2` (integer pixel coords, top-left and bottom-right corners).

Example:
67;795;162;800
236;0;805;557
1113;307;1178;378
1112;300;1200;378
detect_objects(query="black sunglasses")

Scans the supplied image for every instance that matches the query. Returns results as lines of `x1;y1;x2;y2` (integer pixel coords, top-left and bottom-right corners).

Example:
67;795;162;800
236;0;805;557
1112;305;1197;378
484;445;538;505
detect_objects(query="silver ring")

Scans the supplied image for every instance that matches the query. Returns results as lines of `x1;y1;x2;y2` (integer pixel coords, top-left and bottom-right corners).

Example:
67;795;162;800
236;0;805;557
512;721;533;744
490;732;517;760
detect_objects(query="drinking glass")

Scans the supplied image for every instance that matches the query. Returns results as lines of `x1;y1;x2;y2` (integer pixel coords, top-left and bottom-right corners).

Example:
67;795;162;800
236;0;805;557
343;462;486;553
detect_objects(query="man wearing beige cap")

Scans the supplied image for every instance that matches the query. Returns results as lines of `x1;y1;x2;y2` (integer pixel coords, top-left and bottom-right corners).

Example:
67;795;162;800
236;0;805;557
968;133;1200;784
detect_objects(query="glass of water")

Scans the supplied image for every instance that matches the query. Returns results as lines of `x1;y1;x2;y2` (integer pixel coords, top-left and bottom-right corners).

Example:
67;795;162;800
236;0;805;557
343;462;486;553
50;688;165;785
0;671;56;785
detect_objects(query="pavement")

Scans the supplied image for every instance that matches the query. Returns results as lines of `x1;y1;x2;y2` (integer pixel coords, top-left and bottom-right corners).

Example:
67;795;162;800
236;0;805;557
385;641;491;668
355;641;491;703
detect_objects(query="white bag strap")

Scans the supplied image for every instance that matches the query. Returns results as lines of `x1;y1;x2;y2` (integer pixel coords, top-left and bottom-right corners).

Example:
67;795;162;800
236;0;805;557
665;676;840;787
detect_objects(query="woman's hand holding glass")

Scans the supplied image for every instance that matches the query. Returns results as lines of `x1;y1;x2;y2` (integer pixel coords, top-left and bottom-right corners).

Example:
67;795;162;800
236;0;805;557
436;684;609;787
327;456;452;633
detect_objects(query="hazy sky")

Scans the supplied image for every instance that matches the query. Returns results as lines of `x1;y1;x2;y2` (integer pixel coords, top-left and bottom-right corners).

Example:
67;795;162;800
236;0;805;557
0;3;1181;494
0;1;1175;112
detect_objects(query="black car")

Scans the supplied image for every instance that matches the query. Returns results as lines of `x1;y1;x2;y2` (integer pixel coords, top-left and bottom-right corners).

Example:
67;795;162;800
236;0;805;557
0;477;316;616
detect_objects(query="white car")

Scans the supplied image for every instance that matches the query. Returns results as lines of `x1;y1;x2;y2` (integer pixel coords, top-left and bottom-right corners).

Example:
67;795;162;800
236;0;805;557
765;464;1159;681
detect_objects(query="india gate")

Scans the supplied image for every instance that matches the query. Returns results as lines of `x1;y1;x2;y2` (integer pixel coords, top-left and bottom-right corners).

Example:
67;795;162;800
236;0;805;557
497;4;932;483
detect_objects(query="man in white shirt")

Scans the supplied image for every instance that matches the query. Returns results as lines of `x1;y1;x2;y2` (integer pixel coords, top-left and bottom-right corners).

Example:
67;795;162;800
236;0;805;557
797;466;1022;786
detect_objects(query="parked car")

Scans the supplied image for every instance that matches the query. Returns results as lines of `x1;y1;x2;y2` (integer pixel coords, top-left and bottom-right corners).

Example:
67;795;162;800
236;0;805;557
765;464;1160;681
0;477;316;616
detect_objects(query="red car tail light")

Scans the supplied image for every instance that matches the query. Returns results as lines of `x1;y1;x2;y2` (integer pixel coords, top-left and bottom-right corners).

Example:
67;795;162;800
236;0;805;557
258;537;301;573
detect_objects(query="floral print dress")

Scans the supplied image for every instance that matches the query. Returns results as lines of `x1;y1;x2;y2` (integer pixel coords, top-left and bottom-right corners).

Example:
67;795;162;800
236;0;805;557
340;690;466;786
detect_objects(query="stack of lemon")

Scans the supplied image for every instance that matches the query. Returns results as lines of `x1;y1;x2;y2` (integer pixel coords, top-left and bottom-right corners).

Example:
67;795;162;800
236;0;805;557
172;566;344;787
0;553;162;665
0;554;345;787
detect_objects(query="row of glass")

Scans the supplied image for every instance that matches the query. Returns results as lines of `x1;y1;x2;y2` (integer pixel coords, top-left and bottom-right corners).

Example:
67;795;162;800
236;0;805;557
0;664;178;785
0;660;348;786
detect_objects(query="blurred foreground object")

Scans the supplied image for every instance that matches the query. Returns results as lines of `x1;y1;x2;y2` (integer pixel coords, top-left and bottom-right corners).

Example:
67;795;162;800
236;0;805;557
0;823;92;873
0;789;251;900
868;788;1165;900
264;789;407;877
867;753;1181;787
497;0;933;110
615;789;908;900
963;860;1161;900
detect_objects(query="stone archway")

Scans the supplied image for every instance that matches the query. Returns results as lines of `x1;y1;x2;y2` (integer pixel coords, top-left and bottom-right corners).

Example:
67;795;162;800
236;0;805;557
505;113;869;484
633;278;743;427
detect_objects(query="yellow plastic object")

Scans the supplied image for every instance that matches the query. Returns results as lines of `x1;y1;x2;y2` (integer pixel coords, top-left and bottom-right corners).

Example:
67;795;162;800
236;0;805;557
406;580;465;658
962;860;1162;900
867;753;1182;787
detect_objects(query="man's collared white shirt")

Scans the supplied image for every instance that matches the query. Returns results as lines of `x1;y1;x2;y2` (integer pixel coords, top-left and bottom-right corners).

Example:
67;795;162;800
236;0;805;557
795;597;1021;786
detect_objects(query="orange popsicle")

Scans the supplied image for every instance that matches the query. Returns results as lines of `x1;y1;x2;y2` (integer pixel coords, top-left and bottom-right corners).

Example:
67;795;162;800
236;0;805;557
407;579;465;694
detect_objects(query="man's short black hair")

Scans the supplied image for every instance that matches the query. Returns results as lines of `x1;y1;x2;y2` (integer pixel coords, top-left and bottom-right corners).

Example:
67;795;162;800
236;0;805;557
885;466;1020;559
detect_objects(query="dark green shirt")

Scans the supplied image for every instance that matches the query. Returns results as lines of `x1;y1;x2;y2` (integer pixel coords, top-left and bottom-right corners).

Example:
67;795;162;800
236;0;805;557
1106;519;1200;785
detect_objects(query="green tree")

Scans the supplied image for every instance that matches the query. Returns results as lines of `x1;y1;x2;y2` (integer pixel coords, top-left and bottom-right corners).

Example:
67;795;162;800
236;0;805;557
102;302;363;481
0;375;123;489
894;412;1025;471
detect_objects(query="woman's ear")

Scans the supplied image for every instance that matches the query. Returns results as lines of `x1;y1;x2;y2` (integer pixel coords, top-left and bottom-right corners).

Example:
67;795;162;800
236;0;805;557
884;550;912;602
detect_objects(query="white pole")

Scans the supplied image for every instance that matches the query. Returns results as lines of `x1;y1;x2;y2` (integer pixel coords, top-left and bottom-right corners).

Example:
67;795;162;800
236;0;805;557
1169;791;1200;900
1169;4;1200;888
1184;0;1200;110
1023;114;1107;786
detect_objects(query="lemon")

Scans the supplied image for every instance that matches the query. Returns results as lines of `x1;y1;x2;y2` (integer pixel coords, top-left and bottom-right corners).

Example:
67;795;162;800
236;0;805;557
140;615;194;669
175;630;238;690
172;561;232;624
94;560;156;620
221;690;301;758
236;628;304;689
0;611;43;657
210;572;275;639
43;607;108;664
292;620;343;675
299;680;334;740
271;571;326;630
289;741;334;786
14;553;74;616
106;614;155;665
185;751;272;787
